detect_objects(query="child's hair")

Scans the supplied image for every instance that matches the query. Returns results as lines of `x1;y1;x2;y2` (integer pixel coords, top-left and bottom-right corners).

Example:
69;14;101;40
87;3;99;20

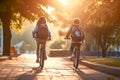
37;16;46;26
73;18;81;24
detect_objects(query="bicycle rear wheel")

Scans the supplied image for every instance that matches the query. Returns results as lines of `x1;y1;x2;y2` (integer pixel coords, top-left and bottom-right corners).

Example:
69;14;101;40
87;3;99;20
39;49;44;69
73;50;80;69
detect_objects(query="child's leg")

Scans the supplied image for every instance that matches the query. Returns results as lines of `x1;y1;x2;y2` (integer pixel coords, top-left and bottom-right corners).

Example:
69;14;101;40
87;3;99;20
36;42;40;62
70;43;74;55
41;42;47;60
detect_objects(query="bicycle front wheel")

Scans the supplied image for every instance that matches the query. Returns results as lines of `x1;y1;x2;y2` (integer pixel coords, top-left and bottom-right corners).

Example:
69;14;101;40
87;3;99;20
39;49;44;69
73;50;80;69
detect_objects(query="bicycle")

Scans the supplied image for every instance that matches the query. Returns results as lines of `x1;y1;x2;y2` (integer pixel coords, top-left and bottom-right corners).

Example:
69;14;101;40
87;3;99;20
39;43;45;69
73;43;81;68
64;37;81;69
33;37;50;70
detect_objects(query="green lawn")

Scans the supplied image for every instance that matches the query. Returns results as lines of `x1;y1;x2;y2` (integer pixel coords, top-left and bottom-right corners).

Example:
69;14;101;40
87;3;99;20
84;58;120;67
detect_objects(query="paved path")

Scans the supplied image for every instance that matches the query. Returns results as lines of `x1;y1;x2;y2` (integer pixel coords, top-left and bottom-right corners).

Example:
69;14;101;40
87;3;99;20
0;54;120;80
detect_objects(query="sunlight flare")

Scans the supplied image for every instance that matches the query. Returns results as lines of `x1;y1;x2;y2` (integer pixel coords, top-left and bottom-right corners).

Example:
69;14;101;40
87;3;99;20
41;6;55;15
58;0;68;6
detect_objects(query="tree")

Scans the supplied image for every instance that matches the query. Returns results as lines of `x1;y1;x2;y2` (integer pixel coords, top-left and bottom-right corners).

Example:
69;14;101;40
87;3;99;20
0;0;53;56
85;0;120;57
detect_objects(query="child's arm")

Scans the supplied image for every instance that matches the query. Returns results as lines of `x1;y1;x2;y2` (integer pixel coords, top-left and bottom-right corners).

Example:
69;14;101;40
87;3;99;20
65;26;72;38
32;25;38;38
48;29;51;40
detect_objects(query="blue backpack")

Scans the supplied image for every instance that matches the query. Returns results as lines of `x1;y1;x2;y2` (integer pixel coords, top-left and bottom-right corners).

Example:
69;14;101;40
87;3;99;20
71;25;84;41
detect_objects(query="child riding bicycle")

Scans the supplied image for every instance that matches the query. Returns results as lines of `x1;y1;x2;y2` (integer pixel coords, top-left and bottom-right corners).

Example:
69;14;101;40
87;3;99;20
65;18;85;60
32;16;51;63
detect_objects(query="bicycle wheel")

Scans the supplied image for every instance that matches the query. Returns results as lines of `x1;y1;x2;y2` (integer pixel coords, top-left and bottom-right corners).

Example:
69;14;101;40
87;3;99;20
39;49;44;69
73;50;80;69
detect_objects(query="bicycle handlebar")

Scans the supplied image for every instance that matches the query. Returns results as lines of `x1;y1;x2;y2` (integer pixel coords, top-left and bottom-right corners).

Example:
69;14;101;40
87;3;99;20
64;37;70;40
33;37;51;41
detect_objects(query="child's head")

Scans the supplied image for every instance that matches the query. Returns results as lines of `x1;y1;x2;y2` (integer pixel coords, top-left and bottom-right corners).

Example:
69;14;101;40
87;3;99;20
73;18;81;25
37;16;46;26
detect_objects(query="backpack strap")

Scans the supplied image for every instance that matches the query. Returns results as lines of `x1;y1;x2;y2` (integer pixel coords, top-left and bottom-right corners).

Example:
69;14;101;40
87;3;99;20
72;25;81;32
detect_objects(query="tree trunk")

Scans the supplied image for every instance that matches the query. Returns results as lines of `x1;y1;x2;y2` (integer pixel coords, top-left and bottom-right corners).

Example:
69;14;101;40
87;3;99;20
1;13;12;56
99;35;107;58
101;36;108;58
101;41;107;58
101;48;106;57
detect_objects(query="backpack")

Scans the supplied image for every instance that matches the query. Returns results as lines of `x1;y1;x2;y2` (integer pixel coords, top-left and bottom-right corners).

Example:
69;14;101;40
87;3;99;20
36;25;48;39
71;26;84;42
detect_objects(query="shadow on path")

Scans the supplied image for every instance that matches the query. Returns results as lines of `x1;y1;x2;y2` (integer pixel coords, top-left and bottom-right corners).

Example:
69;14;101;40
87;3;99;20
16;67;42;80
75;68;93;80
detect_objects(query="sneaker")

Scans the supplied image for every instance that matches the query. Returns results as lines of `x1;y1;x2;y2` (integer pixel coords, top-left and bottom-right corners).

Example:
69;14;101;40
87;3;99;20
69;54;75;61
36;59;39;63
44;55;47;60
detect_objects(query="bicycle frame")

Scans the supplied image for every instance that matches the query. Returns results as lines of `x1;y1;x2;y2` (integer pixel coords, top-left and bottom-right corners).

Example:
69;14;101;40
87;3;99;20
33;37;48;70
73;44;80;69
39;43;45;69
64;37;81;68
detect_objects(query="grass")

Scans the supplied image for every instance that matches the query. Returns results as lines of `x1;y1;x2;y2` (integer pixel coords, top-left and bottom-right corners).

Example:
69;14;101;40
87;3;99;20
84;58;120;67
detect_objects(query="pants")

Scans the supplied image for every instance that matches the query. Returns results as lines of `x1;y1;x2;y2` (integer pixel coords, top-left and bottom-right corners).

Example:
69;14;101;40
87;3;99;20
36;42;46;59
70;43;81;55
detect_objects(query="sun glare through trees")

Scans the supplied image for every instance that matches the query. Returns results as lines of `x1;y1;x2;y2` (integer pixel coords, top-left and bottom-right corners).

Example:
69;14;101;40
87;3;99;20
1;0;120;56
58;0;68;6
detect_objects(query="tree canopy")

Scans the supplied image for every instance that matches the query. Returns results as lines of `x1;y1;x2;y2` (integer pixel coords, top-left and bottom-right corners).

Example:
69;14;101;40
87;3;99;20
0;0;55;56
85;0;120;57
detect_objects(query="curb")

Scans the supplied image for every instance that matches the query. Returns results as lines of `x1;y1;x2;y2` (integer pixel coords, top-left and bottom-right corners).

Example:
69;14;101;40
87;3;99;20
48;49;70;57
0;56;9;61
80;61;120;77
